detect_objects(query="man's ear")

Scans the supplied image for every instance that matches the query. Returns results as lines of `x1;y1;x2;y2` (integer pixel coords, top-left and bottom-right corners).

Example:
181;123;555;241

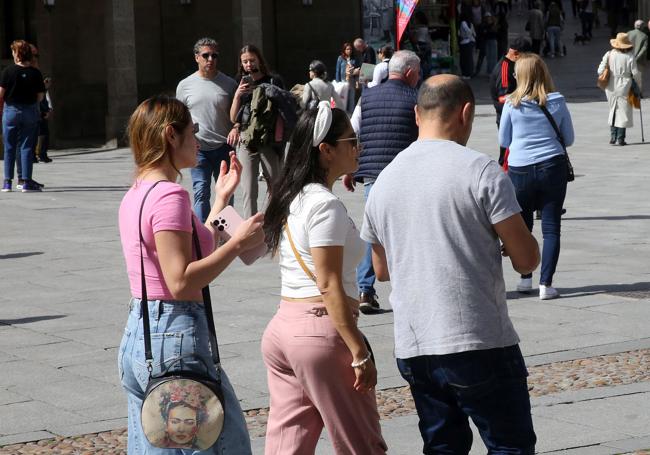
460;102;474;127
414;105;421;127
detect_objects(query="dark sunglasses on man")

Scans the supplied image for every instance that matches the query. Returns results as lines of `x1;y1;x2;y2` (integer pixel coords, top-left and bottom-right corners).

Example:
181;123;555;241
201;52;219;60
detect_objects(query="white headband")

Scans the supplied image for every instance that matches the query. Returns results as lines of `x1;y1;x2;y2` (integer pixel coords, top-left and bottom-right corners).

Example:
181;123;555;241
312;101;333;147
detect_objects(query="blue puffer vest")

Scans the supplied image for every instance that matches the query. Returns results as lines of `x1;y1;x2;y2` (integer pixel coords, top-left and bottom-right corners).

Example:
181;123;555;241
355;79;418;182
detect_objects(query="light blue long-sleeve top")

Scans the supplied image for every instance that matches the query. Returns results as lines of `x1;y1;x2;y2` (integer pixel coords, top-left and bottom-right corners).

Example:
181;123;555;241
498;92;575;167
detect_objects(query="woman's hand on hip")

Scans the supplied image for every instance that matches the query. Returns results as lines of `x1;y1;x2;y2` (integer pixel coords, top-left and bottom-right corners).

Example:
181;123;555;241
215;152;241;204
232;212;265;252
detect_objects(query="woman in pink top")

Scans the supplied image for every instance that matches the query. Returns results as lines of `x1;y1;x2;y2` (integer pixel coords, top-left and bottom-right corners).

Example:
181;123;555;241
117;95;265;454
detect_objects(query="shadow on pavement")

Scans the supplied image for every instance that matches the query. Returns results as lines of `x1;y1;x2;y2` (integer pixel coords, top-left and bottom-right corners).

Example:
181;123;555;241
563;215;650;221
0;315;66;325
0;252;44;260
507;282;650;300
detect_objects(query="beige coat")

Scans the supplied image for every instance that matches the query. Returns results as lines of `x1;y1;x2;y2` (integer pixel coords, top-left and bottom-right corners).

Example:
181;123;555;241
597;49;640;128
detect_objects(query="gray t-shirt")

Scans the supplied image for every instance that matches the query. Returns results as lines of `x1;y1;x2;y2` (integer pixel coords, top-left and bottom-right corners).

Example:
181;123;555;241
361;139;522;359
176;71;238;150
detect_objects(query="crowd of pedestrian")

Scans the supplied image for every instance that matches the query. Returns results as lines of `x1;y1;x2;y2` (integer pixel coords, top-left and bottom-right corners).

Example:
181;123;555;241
1;2;648;452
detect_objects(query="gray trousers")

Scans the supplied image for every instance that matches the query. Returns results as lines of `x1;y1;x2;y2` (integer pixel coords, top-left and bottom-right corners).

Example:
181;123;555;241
237;142;281;218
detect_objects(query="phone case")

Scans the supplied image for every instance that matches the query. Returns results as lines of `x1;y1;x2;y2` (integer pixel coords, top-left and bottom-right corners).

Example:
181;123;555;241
212;206;267;265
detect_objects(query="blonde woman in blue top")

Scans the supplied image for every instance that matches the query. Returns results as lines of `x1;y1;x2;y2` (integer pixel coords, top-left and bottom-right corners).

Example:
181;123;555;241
498;53;574;300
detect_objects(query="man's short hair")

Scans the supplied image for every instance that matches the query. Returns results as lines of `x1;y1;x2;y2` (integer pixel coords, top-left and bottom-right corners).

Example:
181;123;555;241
388;50;420;76
635;19;644;29
417;76;475;118
193;37;218;54
354;38;365;47
509;37;530;52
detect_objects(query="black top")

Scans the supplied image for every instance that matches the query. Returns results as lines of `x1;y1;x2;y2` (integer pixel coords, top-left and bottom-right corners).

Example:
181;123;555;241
0;64;45;105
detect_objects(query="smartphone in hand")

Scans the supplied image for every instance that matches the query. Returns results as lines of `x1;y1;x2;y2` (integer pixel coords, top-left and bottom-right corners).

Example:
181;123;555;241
212;206;267;265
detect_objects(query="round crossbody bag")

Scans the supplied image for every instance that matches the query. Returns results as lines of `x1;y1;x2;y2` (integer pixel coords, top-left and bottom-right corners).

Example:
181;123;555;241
137;181;225;450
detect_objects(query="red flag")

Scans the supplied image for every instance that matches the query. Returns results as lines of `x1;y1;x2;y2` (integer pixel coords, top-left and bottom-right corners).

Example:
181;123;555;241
396;0;419;48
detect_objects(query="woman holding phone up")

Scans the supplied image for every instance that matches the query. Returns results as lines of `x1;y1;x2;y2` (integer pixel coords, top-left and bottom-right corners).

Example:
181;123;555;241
229;44;284;218
117;95;265;454
262;102;387;454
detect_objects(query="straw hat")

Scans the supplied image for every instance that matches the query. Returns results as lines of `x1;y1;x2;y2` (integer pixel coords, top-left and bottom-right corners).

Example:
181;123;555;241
610;33;633;50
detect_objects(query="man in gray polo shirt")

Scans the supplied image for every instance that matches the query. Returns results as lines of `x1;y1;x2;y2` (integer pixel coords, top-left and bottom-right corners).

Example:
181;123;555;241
176;37;239;222
361;75;540;454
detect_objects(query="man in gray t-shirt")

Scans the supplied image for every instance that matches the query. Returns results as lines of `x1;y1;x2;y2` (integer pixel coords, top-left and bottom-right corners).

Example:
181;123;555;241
176;37;239;222
361;75;540;454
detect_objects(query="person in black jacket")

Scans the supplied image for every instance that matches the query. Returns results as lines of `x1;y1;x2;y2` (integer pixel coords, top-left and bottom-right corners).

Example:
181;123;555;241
489;37;528;166
344;50;420;314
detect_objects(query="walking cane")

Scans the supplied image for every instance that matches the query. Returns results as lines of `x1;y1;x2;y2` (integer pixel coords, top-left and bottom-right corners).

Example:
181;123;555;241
640;98;645;143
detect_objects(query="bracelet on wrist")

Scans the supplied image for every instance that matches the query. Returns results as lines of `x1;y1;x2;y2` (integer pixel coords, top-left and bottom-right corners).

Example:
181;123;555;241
351;351;372;369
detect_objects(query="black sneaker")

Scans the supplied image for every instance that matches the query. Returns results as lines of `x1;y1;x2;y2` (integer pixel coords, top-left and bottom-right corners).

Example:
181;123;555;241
21;180;43;192
359;292;380;314
1;179;11;192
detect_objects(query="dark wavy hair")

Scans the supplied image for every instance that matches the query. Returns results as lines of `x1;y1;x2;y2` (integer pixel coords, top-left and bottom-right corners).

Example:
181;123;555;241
236;44;270;80
264;107;351;255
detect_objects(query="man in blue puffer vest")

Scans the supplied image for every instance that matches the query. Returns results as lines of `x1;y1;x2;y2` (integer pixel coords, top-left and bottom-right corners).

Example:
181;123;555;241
345;50;420;314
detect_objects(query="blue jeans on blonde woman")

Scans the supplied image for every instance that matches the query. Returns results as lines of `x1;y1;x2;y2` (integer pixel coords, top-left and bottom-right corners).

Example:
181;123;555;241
118;299;252;455
507;154;568;286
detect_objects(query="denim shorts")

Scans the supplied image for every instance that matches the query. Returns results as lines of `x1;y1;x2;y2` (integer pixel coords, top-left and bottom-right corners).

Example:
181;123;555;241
118;298;252;454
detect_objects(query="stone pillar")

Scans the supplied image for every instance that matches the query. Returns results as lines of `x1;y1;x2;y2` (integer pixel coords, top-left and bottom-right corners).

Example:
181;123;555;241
233;0;264;47
640;0;650;22
104;0;138;147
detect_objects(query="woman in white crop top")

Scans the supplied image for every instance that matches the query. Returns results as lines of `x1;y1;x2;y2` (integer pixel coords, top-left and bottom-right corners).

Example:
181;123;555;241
261;102;387;454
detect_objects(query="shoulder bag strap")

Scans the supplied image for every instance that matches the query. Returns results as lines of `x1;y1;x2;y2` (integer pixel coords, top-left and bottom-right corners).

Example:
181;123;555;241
283;224;317;282
191;217;221;370
138;181;221;381
307;82;321;102
137;180;164;369
539;104;567;154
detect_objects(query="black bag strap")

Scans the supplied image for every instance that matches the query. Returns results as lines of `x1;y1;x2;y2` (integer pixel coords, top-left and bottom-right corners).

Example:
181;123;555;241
307;81;321;103
539;104;568;155
137;181;221;378
191;217;221;368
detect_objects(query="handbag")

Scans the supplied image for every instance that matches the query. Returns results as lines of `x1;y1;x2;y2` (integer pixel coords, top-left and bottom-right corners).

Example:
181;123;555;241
597;52;610;90
137;181;225;450
538;105;575;182
283;224;375;362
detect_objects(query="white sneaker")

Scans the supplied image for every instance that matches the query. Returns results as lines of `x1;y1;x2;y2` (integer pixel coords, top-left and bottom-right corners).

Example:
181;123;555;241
539;285;560;300
517;278;533;293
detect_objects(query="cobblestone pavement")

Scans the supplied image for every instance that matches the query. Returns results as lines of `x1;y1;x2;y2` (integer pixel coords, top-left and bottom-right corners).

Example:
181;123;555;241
3;349;649;454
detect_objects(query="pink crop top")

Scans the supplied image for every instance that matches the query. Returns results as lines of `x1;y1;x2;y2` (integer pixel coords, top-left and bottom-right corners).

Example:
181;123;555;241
118;181;215;300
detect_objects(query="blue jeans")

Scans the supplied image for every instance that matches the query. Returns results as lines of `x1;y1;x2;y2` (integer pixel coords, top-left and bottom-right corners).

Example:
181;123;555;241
118;299;252;455
397;345;536;455
508;155;568;285
547;26;562;56
356;181;375;295
485;39;498;74
3;103;40;181
190;144;232;223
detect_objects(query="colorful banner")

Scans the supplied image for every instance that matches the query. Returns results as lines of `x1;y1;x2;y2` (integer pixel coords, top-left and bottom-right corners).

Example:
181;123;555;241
396;0;419;48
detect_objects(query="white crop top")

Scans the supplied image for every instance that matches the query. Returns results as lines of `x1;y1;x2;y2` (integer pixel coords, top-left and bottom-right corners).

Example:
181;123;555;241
280;184;365;299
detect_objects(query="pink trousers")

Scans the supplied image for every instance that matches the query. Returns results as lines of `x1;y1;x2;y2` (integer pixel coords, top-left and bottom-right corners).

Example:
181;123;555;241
261;300;387;455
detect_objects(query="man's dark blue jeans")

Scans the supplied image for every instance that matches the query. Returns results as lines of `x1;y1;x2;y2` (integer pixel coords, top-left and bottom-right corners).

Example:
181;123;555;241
190;143;233;222
397;345;536;455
